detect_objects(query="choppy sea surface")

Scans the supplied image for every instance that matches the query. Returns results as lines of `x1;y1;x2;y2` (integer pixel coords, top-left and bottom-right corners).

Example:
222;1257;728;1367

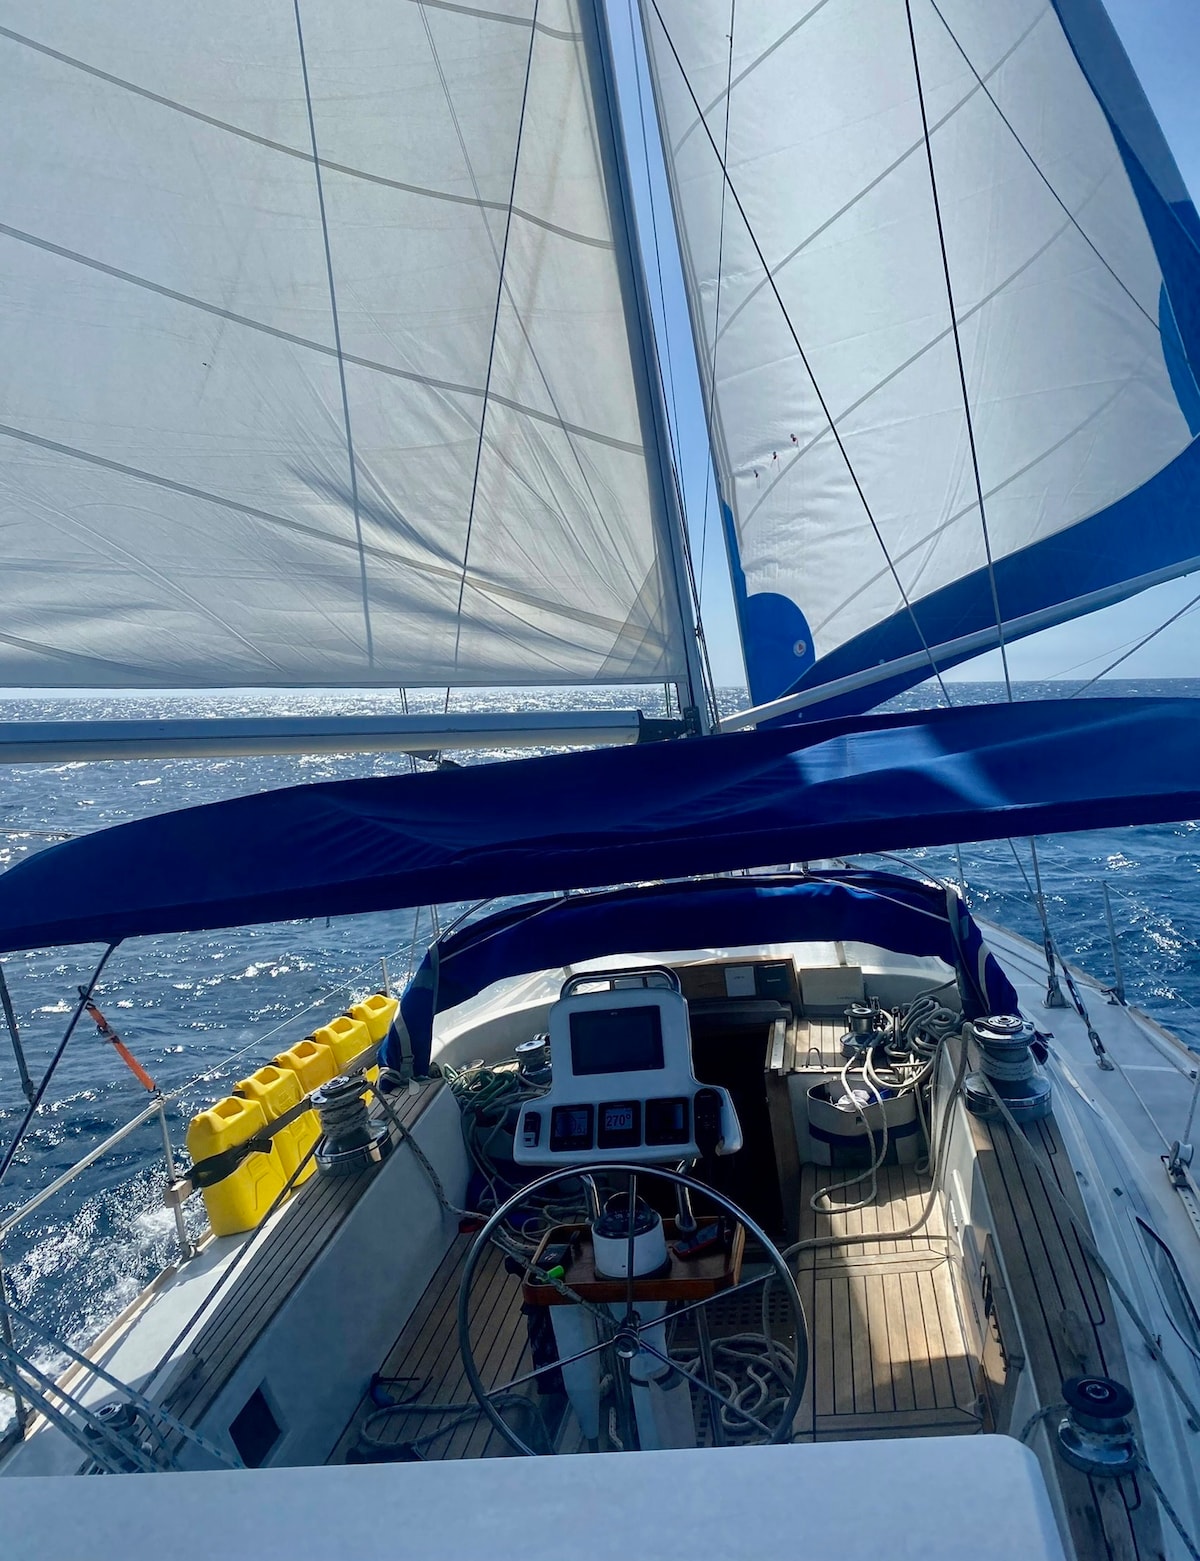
0;679;1197;1419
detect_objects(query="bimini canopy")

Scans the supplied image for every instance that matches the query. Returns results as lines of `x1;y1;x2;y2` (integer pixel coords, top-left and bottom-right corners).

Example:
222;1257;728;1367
384;873;1019;1076
0;697;1197;957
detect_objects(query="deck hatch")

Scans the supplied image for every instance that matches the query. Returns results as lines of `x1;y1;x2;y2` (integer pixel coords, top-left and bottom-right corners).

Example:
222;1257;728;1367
229;1384;283;1469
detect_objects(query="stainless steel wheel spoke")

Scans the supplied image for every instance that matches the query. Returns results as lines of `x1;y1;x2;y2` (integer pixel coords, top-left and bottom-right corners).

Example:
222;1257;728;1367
622;1169;638;1326
486;1229;612;1328
637;1336;776;1440
634;1268;772;1336
485;1334;614;1401
459;1160;809;1455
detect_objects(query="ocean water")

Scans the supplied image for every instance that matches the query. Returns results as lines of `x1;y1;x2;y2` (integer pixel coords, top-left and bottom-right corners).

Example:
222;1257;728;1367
0;680;1197;1409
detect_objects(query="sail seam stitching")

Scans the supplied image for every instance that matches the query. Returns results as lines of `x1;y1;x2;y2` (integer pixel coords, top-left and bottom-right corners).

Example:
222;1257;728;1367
442;0;540;681
420;0;645;677
807;365;1145;635
710;13;1043;357
0;423;636;638
0;27;608;250
669;0;836;161
926;3;1160;341
645;0;952;708
292;0;372;667
903;0;1010;701
740;209;1079;533
402;0;577;40
0;224;644;456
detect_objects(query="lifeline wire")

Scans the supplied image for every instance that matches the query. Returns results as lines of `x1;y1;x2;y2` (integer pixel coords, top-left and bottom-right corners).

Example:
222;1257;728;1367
0;943;117;1189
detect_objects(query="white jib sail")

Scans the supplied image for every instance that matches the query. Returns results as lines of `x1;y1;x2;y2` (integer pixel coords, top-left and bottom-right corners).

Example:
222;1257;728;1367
0;2;689;689
642;0;1200;704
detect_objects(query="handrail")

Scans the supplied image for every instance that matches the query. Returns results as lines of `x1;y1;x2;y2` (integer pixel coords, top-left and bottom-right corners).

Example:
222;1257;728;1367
0;1096;166;1241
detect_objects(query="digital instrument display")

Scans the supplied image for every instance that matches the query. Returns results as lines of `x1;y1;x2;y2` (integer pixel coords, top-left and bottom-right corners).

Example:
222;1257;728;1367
597;1100;640;1150
549;1103;594;1154
645;1096;690;1148
569;1005;664;1076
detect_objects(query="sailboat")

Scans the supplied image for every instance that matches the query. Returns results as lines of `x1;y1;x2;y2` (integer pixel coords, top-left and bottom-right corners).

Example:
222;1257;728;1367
1;2;1200;1557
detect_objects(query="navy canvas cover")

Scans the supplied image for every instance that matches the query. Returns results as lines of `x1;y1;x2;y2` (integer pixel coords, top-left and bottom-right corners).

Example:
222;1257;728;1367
384;873;1020;1075
0;698;1196;956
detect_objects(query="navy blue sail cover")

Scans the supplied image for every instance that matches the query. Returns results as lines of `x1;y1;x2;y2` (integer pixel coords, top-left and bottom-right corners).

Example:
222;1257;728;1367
0;697;1197;956
384;874;1019;1076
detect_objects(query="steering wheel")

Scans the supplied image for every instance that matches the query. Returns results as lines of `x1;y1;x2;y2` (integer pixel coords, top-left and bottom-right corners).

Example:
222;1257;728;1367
457;1163;809;1455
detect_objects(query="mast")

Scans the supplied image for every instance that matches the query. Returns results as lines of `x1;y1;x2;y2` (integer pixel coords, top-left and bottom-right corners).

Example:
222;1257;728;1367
629;0;757;705
585;0;713;734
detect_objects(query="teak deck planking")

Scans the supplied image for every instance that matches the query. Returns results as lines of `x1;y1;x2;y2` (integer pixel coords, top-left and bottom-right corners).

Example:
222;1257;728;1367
157;1077;441;1450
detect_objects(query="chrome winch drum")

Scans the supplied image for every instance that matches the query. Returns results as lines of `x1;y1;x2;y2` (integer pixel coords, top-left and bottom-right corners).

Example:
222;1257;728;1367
840;1000;881;1057
965;1013;1052;1125
314;1072;391;1174
1055;1377;1138;1478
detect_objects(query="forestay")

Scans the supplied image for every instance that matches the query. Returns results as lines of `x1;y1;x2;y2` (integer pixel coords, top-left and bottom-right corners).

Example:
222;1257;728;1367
641;0;1200;709
0;3;689;689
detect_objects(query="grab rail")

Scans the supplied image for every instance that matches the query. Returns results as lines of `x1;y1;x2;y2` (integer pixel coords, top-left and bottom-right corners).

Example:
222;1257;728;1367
0;1097;170;1243
560;965;681;998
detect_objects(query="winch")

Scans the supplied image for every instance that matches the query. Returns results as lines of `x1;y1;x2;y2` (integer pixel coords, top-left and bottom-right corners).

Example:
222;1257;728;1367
515;1034;553;1088
840;999;887;1057
965;1014;1052;1124
1055;1376;1137;1478
313;1071;391;1174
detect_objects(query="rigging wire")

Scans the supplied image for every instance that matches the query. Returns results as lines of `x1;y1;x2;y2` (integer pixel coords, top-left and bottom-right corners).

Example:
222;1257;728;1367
290;0;374;672
695;1;736;607
627;0;687;514
624;1;719;723
902;0;1011;705
423;4;642;712
922;0;1200;718
644;0;954;711
926;1;1165;342
592;0;716;728
1067;582;1200;697
442;1;541;690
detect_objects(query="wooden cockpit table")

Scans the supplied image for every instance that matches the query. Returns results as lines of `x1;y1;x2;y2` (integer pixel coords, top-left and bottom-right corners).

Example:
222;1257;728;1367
522;1220;745;1306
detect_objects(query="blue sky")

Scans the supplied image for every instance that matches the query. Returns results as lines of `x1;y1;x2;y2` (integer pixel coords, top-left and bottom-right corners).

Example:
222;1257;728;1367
613;0;1200;688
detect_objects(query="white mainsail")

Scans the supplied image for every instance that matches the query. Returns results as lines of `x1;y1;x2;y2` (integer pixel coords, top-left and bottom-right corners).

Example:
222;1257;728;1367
641;0;1200;708
0;2;691;691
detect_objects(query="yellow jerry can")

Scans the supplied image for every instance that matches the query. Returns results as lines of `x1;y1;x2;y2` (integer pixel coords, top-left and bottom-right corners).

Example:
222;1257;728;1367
348;993;398;1045
186;1095;287;1237
235;1063;319;1186
312;1013;371;1072
273;1036;335;1094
